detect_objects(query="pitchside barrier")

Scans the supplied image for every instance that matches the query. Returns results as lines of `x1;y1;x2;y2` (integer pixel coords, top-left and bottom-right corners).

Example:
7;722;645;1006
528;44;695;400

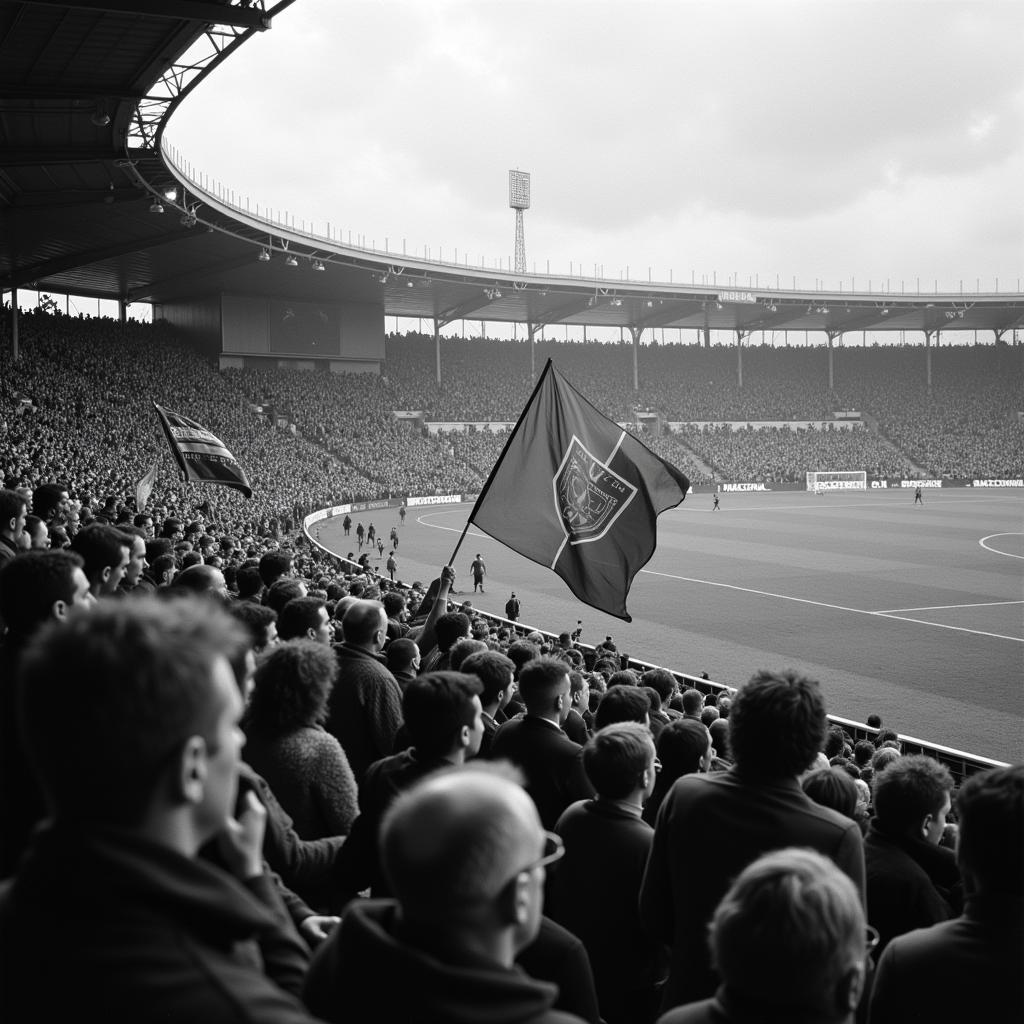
304;494;1012;781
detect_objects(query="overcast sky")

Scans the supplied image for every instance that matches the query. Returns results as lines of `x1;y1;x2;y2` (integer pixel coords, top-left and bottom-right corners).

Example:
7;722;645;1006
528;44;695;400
169;0;1023;301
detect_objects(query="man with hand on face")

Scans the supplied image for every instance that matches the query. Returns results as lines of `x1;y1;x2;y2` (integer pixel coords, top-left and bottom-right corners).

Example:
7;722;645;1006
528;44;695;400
0;597;322;1022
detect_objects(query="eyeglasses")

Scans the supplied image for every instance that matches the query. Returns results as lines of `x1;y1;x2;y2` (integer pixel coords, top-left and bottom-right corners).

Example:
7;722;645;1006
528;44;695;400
510;831;565;883
865;925;880;956
652;757;663;773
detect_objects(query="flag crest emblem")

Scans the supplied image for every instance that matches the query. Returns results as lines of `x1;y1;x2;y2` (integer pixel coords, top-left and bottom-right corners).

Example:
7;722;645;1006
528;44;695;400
555;437;636;544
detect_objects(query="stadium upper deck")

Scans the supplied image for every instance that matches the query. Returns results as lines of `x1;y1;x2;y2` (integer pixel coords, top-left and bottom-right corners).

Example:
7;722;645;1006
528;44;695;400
1;1;1022;350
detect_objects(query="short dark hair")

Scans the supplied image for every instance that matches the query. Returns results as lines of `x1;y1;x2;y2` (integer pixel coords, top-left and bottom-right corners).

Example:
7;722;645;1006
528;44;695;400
655;718;710;780
681;688;704;715
505;640;539;675
386;637;419;673
607;669;638;689
460;650;515;707
448;637;487;672
258;550;293;587
245;639;337;733
277;597;327;641
852;740;875;766
229;602;277;648
150;553;176;582
382;591;406;619
31;483;67;522
0;488;28;527
19;597;244;825
728;670;827;778
435;612;470;652
801;767;858;820
402;672;482;757
516;656;570;712
69;523;128;582
593;686;650;731
955;765;1024;896
235;565;263;599
0;550;84;636
641;668;677;704
262;577;306;615
872;754;953;834
583;722;655;799
824;725;848;759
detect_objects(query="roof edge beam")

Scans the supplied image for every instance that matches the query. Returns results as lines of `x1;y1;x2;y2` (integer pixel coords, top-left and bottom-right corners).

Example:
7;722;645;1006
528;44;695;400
20;0;270;29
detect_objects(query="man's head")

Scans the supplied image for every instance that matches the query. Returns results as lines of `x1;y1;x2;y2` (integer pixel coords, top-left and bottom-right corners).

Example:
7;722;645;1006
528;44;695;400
31;483;69;524
656;718;712;778
172;563;229;601
955;764;1024;897
341;599;388;653
382;590;407;621
234;564;263;601
277;596;332;644
729;669;827;778
583;722;657;801
517;656;572;724
119;528;148;587
258;549;293;587
709;848;867;1022
872;754;953;844
641;667;678;707
19;597;247;842
386;637;420;677
593;685;650;731
229;602;278;653
262;576;307;615
449;637;487;672
0;550;93;637
435;612;471;653
0;488;28;543
69;523;130;595
24;515;49;550
461;650;515;715
681;688;704;716
505;639;539;677
569;670;590;716
380;764;551;957
401;671;484;760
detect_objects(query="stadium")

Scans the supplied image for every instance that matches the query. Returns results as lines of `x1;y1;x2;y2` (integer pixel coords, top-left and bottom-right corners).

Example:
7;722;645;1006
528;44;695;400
1;3;1022;1022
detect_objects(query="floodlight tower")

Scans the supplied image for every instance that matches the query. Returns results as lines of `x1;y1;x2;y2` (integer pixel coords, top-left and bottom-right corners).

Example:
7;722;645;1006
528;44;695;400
509;169;530;275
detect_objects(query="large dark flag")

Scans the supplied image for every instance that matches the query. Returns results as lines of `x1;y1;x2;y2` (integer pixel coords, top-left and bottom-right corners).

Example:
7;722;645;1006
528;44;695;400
153;403;252;498
468;359;689;621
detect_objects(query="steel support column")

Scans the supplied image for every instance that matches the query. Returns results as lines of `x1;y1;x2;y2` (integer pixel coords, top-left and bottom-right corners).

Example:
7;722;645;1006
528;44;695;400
629;325;643;391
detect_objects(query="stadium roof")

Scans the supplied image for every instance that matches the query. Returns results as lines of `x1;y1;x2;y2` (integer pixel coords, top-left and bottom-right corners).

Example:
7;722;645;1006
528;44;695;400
2;0;1022;341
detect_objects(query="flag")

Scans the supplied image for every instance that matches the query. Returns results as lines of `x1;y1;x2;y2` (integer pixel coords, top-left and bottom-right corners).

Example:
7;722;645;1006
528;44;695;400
153;403;252;498
468;359;689;621
135;458;159;511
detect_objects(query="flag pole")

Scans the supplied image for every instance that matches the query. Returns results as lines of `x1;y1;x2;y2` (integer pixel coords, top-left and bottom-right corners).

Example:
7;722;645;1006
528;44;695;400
447;358;554;568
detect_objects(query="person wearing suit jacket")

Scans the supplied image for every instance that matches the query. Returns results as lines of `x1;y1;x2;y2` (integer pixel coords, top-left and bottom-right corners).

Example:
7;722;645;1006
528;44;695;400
489;657;594;830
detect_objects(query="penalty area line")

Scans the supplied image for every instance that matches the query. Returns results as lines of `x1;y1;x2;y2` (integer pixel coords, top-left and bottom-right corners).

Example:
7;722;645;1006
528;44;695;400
639;568;1024;643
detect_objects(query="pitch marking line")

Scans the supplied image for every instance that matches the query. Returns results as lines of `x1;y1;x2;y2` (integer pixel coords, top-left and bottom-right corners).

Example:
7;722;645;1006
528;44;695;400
875;600;1024;614
979;533;1024;560
637;569;1024;643
416;511;1024;643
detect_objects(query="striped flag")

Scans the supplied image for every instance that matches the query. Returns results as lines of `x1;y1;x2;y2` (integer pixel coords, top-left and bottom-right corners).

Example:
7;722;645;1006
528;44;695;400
153;403;252;498
135;458;159;511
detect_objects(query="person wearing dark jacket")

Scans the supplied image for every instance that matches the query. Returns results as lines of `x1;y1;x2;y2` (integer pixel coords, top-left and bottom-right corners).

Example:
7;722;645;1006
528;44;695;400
0;597;321;1023
304;764;587;1024
864;754;961;960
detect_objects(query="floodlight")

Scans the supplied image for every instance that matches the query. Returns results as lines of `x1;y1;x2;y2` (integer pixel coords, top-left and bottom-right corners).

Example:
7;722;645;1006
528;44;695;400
312;259;325;271
258;248;271;262
149;199;164;214
285;254;298;267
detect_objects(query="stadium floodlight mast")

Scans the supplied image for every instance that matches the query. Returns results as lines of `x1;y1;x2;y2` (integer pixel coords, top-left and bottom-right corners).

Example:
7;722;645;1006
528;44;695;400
509;169;530;275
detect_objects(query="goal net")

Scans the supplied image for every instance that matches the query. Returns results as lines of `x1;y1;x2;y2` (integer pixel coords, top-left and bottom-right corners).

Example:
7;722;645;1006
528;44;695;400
806;471;867;492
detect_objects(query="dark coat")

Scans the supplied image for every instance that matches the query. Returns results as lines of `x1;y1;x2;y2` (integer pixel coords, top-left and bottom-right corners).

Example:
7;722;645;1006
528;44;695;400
327;643;403;784
303;899;587;1024
0;823;320;1023
640;769;866;1013
869;894;1024;1024
864;820;961;958
550;799;665;1024
489;715;595;830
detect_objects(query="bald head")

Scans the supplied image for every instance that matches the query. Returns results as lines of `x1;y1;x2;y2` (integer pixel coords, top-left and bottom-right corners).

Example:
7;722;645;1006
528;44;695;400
381;766;544;941
341;599;386;649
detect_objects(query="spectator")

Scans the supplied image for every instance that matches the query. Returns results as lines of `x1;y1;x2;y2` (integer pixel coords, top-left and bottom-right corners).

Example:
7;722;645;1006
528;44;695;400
385;636;420;692
461;648;516;758
594;685;650;731
656;849;870;1024
869;765;1024;1024
640;669;865;1012
551;722;666;1024
643;719;712;826
0;489;28;566
277;597;332;644
69;522;129;597
865;755;961;959
242;640;358;841
489;656;595;830
0;597;318;1021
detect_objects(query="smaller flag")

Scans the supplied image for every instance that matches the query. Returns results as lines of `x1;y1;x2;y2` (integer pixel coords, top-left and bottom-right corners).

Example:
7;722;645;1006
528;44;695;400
467;360;689;622
153;403;252;498
135;458;159;511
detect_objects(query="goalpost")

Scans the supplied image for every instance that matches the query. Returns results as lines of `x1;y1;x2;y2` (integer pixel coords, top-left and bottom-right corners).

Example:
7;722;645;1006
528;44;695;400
806;471;867;493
